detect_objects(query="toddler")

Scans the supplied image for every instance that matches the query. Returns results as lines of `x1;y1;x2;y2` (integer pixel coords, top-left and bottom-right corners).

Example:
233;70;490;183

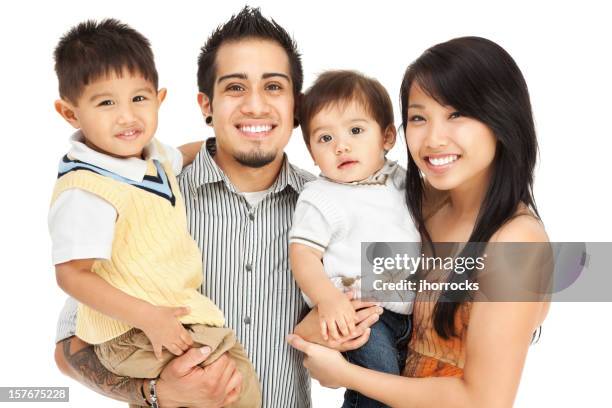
289;70;419;408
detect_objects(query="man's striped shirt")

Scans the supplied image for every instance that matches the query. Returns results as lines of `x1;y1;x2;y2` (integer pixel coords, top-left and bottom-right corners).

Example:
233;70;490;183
178;139;314;407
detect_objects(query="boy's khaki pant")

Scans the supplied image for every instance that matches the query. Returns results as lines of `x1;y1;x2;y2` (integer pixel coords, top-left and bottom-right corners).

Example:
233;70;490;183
95;325;261;408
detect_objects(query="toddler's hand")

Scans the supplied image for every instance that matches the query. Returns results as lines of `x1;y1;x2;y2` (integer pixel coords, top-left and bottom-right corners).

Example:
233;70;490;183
318;292;357;341
140;305;194;360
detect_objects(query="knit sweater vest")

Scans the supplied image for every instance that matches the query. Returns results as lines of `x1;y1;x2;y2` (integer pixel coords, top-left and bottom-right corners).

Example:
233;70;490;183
51;145;225;344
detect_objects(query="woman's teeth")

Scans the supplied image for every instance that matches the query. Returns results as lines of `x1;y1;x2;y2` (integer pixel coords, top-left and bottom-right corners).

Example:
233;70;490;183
428;155;458;166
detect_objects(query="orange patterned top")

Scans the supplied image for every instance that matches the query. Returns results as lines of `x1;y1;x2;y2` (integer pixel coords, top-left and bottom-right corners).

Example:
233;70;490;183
402;263;472;378
401;239;552;378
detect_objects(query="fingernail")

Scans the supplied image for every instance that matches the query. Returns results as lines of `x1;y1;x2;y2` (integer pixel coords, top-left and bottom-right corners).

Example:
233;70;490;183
200;346;211;355
377;307;384;314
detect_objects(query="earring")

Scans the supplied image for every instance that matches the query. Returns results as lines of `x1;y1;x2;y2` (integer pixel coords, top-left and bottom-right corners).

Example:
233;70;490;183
205;116;213;125
293;118;299;128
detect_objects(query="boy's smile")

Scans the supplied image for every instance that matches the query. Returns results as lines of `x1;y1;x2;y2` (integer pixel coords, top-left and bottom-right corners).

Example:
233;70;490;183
56;70;166;159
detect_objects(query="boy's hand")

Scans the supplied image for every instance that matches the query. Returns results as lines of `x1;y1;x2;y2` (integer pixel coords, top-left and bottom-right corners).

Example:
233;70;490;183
318;292;357;341
140;306;194;360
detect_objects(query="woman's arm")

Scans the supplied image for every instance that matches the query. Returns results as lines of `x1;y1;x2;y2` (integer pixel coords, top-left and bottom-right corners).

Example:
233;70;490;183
289;216;550;407
290;300;544;408
293;302;548;407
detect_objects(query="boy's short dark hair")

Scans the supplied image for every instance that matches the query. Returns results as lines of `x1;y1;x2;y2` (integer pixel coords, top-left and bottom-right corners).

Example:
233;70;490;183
54;19;158;104
197;6;303;103
300;70;394;146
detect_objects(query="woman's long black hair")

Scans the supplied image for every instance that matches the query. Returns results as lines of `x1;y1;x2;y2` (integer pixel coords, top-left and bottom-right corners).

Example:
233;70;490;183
400;37;540;339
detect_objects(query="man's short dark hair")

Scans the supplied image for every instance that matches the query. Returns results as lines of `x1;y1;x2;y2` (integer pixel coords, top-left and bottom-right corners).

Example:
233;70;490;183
197;6;303;103
54;19;158;104
300;70;395;146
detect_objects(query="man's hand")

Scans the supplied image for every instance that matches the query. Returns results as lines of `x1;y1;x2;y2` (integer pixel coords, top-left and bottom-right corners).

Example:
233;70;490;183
156;348;242;408
294;293;383;352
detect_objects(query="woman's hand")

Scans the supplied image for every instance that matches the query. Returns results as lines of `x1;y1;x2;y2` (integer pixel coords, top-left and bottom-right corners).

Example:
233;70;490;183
287;334;352;389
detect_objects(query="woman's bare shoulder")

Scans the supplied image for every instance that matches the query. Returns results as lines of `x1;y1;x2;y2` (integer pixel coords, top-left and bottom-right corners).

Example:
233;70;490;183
492;205;548;243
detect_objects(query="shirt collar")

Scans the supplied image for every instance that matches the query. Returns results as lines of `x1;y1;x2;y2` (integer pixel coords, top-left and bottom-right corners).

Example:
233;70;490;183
184;137;307;195
320;159;402;186
272;155;309;194
67;131;164;182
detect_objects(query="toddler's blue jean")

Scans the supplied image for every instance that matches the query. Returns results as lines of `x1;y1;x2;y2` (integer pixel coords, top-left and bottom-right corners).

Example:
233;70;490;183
341;309;412;408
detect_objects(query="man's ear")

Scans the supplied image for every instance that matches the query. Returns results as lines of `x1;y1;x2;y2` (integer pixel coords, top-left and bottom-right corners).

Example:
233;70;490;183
157;88;167;105
197;92;213;117
383;124;397;152
293;92;304;128
54;99;80;129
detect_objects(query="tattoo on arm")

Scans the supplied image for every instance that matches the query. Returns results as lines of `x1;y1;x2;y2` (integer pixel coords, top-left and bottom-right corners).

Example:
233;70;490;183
62;338;146;405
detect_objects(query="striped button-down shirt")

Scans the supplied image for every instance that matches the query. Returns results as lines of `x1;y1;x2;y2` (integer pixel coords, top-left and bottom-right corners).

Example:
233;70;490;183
178;139;314;407
55;138;314;407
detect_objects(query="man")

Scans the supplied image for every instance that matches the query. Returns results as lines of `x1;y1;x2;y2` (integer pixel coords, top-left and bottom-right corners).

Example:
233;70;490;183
54;7;379;407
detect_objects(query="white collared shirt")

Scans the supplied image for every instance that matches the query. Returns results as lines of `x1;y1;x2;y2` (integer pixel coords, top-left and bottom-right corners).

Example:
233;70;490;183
48;132;183;265
289;160;418;314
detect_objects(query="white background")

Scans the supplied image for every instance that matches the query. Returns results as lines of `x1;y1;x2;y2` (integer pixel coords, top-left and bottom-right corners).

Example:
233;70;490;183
1;0;611;406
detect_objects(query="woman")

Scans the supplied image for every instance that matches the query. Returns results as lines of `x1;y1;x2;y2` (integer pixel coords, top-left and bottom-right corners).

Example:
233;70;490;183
288;37;550;407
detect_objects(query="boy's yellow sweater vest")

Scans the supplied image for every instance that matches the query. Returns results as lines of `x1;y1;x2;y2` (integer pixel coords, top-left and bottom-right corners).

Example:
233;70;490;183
51;148;225;344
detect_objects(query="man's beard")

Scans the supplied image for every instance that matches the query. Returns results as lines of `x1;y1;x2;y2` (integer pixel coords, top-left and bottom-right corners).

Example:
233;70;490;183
234;148;277;168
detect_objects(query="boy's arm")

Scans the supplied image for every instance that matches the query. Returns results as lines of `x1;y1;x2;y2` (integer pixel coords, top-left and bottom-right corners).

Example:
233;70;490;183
177;141;204;167
55;259;192;356
290;243;356;339
289;243;339;306
56;259;153;328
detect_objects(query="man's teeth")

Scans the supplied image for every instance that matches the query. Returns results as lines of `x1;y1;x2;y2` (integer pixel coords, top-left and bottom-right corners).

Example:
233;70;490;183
428;155;458;166
240;125;272;133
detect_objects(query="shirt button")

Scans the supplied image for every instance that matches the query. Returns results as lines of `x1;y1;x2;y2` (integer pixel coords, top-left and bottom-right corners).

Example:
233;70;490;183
245;263;252;272
248;213;255;221
243;316;251;325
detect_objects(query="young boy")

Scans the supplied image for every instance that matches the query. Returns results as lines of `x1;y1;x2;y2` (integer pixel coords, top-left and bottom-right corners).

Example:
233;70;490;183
289;70;419;407
49;19;260;408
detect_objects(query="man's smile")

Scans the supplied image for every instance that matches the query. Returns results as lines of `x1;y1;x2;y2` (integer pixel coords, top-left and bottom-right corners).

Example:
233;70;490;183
236;122;277;139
